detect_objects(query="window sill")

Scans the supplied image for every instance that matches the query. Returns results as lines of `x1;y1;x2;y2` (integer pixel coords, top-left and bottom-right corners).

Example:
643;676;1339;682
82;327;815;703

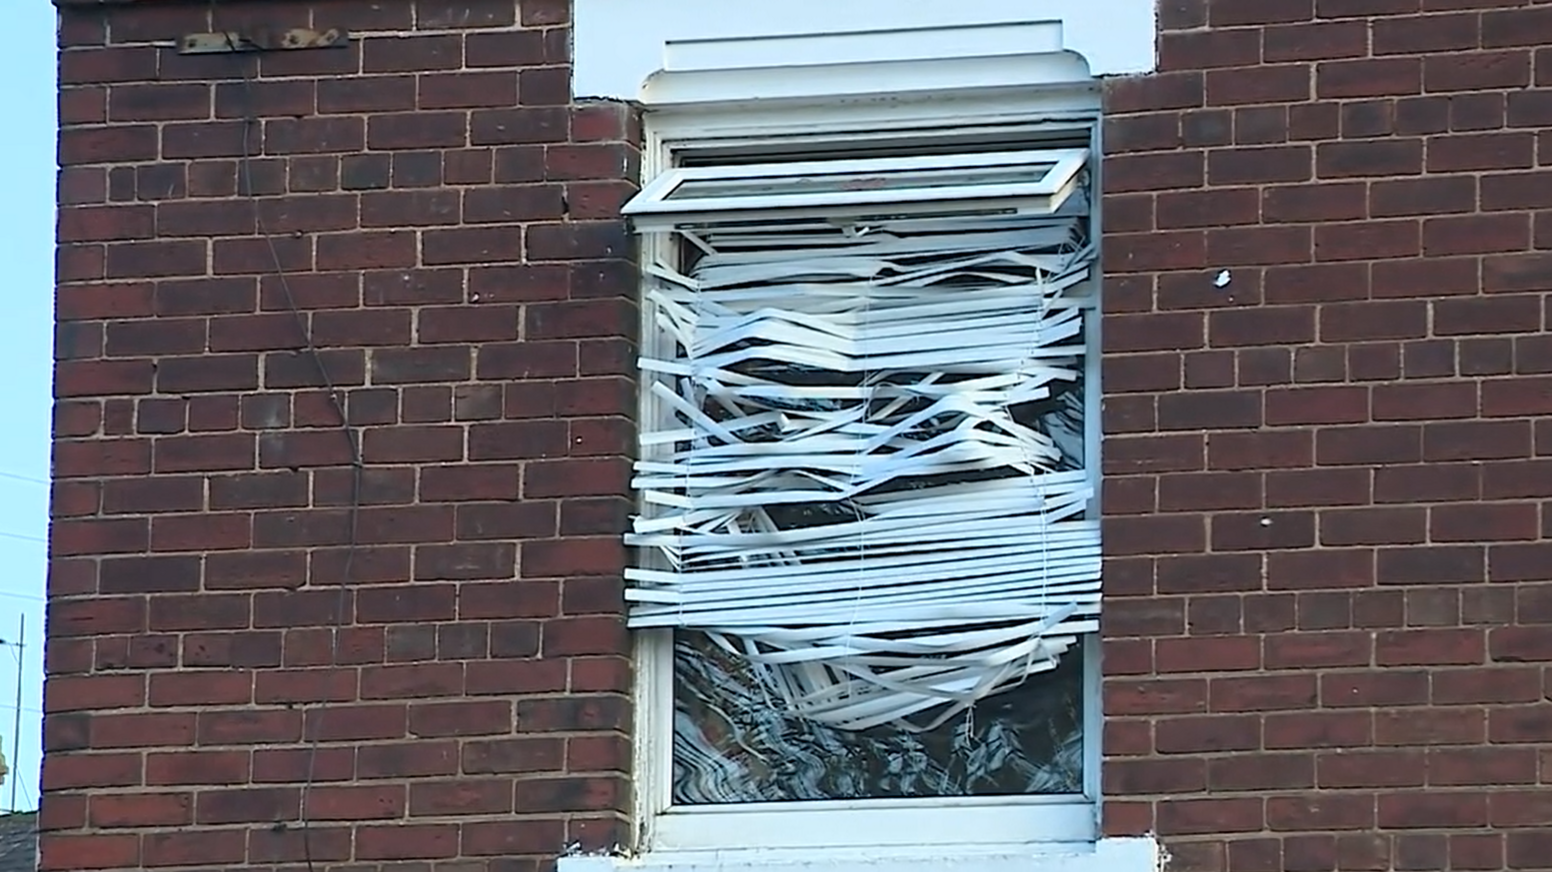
558;837;1159;872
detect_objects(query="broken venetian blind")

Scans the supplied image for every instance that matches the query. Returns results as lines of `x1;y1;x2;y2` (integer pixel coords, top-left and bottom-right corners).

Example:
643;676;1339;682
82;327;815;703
623;146;1099;802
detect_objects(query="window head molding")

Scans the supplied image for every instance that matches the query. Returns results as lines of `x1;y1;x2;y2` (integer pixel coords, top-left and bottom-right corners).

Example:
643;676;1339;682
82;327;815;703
637;21;1095;111
572;0;1159;101
633;23;1102;161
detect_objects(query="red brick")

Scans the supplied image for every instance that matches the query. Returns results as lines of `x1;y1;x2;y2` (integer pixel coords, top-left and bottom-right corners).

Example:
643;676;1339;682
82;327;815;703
1206;64;1310;105
1157;796;1266;836
1318;58;1422;98
1380;793;1489;829
1426;50;1531;92
415;70;517;110
1208;145;1313;185
363;34;461;73
38;833;141;871
144;750;248;786
365;111;468;150
470;106;570;145
1506;91;1552;131
1153;552;1259;593
461;819;568;856
193;786;300;825
407;779;513;817
1268;467;1370;508
1373;177;1477;221
1263;182;1367;222
355;824;459;860
1481;6;1552;45
1377;708;1486;747
1450;92;1508;131
1427;747;1539;788
1266;707;1378;747
1320;300;1428;342
1106;354;1183;394
1373;259;1479;302
1319;0;1420;14
1433;503;1539;542
1266;20;1368;61
88;792;192;827
1430;131;1537;172
1372;382;1478;421
1322;667;1421;710
1374;12;1481;53
1213;224;1316;266
1315;219;1422;261
1265;631;1372;669
1424;213;1531;257
1266;386;1368;425
459;732;564;772
1437;295;1543;336
1267;549;1376;591
248;827;352;864
1156;389;1263;430
1318;751;1424;789
1483;377;1552;417
302;784;406;821
1157;472;1261;512
148;671;253;707
1208;671;1315;712
1427;419;1533;461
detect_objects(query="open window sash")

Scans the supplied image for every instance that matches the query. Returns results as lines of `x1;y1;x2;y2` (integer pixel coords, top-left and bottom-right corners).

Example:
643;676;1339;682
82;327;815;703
622;148;1089;230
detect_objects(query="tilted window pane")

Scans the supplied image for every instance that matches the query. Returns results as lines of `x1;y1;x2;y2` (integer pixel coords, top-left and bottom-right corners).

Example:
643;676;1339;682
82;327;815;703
623;149;1089;223
668;164;1057;201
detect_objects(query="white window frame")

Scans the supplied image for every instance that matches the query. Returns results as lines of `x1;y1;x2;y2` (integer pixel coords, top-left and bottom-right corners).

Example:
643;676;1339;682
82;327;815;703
629;100;1109;862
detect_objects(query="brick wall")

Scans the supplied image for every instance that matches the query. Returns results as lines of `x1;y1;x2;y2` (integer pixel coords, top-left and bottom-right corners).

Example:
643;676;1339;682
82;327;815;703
48;0;1552;871
1099;1;1552;869
48;1;639;870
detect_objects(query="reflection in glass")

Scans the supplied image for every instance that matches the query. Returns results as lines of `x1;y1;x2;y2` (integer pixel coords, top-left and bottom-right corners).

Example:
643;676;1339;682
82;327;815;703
672;630;1084;804
669;164;1058;201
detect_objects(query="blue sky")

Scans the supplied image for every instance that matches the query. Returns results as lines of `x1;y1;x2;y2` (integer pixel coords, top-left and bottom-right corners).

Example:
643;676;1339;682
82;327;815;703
0;3;57;812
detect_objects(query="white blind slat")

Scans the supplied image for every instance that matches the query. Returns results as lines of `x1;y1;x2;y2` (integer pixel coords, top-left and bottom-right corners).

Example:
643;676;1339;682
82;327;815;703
629;190;1099;731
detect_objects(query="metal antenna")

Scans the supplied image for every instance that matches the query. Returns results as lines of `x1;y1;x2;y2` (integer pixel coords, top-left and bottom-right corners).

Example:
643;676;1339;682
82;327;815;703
9;614;22;813
0;616;27;813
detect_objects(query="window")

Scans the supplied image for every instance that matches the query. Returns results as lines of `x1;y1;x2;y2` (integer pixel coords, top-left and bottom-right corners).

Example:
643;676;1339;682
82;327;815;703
622;118;1105;856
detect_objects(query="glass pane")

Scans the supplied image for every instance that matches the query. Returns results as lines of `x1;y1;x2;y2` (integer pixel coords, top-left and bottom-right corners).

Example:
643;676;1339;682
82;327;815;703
661;209;1093;806
671;631;1084;804
668;163;1056;201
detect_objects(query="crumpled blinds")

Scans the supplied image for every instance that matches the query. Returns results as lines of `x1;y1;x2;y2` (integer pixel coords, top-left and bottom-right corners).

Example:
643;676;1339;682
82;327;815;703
624;156;1099;732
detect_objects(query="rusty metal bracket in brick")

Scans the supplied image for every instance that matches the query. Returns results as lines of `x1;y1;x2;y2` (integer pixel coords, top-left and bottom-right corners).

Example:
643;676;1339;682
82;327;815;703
177;28;349;54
